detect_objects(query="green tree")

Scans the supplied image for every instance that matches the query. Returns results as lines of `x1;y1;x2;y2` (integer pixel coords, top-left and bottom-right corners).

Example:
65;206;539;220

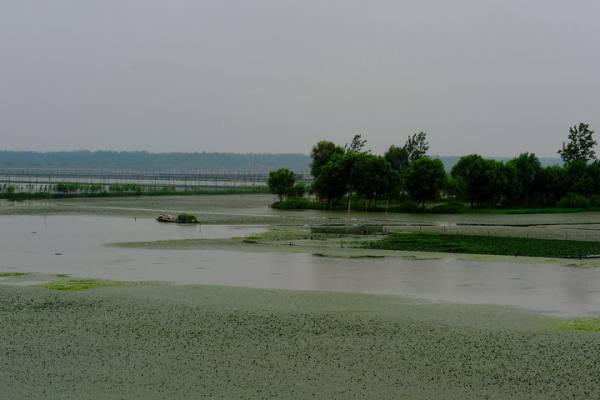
537;165;567;206
290;182;306;198
451;155;511;207
312;154;348;208
352;155;399;210
506;153;542;205
558;123;597;164
450;155;488;207
346;134;368;153
268;168;296;201
564;160;592;195
405;157;446;207
310;140;344;178
404;131;429;162
384;145;410;191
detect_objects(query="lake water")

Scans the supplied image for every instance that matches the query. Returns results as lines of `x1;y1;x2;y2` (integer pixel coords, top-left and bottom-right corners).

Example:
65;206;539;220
1;215;600;317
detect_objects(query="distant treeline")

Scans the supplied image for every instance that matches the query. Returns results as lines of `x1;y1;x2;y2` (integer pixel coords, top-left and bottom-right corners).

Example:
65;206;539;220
269;124;600;212
0;150;560;172
0;151;311;171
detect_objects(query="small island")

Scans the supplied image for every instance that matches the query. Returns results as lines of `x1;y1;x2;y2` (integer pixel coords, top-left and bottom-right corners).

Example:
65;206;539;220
156;213;200;224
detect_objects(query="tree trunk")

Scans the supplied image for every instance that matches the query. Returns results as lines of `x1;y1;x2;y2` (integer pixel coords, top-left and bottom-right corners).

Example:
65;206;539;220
347;192;352;221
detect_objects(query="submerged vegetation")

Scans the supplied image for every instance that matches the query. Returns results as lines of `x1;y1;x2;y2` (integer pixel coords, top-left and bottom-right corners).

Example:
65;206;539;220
0;272;29;277
39;279;133;292
365;232;600;259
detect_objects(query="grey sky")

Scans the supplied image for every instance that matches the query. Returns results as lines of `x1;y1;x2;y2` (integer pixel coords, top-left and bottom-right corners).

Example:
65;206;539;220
1;1;599;156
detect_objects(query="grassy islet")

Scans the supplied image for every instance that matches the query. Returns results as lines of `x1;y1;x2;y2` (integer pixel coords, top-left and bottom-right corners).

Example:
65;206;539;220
366;232;600;258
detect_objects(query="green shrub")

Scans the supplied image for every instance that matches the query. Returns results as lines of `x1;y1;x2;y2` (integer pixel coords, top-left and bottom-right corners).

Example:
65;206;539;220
290;182;307;198
176;214;199;223
558;193;590;209
366;232;600;258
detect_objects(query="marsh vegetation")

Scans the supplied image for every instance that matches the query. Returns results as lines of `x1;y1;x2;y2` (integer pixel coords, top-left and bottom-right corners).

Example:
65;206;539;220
365;232;600;259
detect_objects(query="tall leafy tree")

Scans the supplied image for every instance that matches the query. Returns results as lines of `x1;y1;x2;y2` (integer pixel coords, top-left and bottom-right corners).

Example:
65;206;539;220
384;145;410;191
558;123;597;164
352;155;399;209
404;131;429;162
450;154;488;207
564;160;592;195
268;168;296;201
506;152;542;205
405;157;446;207
310;141;344;178
384;145;409;172
346;134;368;153
312;154;348;208
537;165;567;206
451;155;511;207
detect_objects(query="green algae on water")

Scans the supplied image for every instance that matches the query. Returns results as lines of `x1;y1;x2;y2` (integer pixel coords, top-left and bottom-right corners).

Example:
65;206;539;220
561;319;600;332
39;279;133;292
0;272;29;277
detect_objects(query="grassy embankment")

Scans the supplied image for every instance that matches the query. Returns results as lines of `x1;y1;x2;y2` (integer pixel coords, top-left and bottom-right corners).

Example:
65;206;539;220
365;232;600;259
1;278;600;399
272;198;592;214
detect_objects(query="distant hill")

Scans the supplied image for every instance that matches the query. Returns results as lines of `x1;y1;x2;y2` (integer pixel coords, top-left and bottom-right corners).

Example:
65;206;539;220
0;151;561;172
0;151;312;172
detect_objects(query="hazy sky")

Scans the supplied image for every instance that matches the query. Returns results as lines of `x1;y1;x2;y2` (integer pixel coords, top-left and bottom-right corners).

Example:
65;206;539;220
1;1;599;156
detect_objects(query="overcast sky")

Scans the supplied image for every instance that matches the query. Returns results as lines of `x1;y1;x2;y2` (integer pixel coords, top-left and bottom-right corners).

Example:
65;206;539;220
1;1;599;156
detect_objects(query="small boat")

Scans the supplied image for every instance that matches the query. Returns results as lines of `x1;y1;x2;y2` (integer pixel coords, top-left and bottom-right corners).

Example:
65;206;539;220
156;214;177;223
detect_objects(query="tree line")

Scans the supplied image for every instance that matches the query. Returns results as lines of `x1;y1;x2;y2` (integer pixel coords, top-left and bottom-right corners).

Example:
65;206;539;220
268;123;600;211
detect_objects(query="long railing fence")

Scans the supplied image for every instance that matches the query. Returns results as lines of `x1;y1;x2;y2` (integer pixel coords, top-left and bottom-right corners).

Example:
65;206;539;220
0;168;312;192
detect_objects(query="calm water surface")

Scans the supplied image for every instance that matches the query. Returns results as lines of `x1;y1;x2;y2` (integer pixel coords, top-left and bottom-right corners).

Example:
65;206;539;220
1;215;600;317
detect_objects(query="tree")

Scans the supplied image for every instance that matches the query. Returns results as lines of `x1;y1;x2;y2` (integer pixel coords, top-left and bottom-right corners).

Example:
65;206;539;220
312;154;349;208
346;134;368;153
537;165;567;206
405;157;446;207
558;123;597;164
384;145;410;190
451;155;511;207
268;168;296;201
480;160;511;206
564;160;592;195
352;155;399;210
450;155;488;207
310;141;345;178
404;131;429;162
290;182;307;198
506;153;541;205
